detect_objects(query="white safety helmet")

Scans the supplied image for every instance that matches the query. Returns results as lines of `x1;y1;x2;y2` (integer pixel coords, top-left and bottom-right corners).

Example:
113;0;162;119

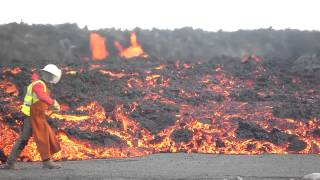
40;64;62;84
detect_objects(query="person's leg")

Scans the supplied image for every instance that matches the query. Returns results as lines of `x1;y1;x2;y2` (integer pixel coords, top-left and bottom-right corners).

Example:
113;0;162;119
30;101;61;169
3;118;32;169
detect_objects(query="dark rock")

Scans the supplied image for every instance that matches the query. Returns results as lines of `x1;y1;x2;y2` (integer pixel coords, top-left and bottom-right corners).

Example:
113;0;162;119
287;139;307;152
269;128;294;145
236;129;255;139
273;101;320;120
65;128;78;135
149;136;164;144
312;129;320;138
65;128;126;147
101;101;116;113
187;92;224;105
246;143;257;151
255;76;270;88
229;117;244;123
236;120;264;139
215;139;225;148
125;89;143;99
171;129;193;143
130;101;179;134
11;112;26;121
3;116;17;126
0;103;9;113
291;54;320;80
253;131;270;141
236;121;296;146
47;118;59;129
230;89;260;101
135;113;177;134
237;121;267;135
198;118;212;125
311;143;320;154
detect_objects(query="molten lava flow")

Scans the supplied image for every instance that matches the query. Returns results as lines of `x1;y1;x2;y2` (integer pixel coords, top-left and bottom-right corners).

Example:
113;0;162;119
153;64;166;70
90;32;109;60
2;67;21;75
0;59;320;164
0;79;19;96
99;70;126;79
114;32;148;59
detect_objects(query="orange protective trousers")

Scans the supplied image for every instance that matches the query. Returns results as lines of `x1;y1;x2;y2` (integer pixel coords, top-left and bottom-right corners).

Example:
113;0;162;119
30;101;61;160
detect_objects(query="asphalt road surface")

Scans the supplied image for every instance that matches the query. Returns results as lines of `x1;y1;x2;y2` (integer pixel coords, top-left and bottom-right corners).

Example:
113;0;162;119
0;153;319;180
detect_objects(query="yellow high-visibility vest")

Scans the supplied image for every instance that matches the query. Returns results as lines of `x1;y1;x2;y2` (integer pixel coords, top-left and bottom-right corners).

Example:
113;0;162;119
21;80;47;116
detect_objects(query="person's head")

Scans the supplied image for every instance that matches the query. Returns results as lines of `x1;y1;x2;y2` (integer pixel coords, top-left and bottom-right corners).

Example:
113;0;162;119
39;64;62;84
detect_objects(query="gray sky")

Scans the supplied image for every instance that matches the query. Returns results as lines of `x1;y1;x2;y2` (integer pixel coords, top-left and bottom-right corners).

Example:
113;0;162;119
1;0;319;31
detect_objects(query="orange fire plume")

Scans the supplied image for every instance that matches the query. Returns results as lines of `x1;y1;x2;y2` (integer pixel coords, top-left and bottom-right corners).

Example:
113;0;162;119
90;33;109;60
114;32;148;59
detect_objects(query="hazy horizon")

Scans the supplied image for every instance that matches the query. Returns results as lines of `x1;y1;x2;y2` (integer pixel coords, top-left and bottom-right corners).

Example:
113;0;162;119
1;0;319;32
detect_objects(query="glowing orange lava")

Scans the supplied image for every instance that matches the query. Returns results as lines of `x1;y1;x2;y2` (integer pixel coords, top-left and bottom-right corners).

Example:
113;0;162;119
90;32;109;60
114;32;148;59
0;62;319;164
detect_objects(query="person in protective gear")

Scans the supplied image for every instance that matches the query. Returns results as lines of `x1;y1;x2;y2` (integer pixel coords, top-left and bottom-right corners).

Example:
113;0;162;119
2;64;62;169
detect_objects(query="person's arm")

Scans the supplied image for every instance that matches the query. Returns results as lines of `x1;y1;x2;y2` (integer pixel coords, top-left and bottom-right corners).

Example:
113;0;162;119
32;82;54;105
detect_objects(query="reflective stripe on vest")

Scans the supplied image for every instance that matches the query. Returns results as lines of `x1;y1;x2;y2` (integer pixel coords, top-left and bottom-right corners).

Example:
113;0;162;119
21;80;47;116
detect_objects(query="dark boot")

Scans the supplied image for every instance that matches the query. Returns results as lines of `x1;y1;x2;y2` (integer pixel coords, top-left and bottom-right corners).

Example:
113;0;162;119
42;159;61;169
1;162;16;170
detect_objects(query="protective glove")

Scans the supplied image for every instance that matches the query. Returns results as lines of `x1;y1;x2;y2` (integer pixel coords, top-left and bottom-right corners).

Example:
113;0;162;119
52;100;61;112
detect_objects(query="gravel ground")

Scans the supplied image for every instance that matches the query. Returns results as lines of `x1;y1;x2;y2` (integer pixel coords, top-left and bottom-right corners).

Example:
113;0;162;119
0;153;319;180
